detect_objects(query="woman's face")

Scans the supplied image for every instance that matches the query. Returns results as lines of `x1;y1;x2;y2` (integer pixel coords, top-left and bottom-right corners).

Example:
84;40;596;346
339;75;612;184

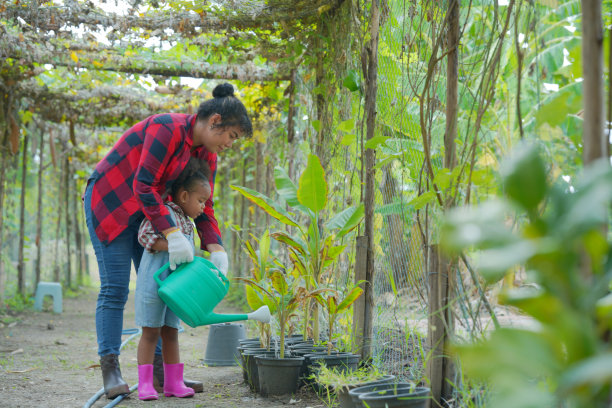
194;114;243;154
177;181;211;219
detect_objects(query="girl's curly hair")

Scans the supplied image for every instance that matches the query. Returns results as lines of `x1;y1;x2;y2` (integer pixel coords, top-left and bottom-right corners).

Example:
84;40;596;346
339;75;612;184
169;158;211;198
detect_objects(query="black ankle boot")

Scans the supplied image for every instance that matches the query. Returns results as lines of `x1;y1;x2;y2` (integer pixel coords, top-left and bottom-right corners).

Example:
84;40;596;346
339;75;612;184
100;354;129;399
152;354;203;393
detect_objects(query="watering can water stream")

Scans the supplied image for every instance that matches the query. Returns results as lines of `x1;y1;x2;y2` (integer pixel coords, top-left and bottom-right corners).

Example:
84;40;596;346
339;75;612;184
154;256;270;328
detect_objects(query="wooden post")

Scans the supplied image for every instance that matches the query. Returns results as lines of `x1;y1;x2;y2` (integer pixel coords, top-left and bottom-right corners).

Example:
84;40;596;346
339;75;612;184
427;245;454;408
352;235;369;358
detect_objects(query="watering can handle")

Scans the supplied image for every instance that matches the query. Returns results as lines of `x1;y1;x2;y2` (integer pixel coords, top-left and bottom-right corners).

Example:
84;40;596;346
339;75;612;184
153;262;172;287
153;258;230;291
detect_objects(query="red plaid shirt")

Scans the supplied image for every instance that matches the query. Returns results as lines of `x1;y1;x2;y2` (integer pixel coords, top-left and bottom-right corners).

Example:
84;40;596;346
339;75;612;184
87;113;221;248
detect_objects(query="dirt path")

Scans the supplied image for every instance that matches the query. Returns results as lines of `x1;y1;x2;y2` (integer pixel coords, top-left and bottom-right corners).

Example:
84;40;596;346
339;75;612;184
0;287;325;408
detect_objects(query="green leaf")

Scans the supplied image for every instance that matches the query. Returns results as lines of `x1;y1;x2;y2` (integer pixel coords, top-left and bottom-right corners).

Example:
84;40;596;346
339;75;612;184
433;168;452;190
535;82;582;129
364;136;387;150
231;185;300;228
312;120;322;132
500;143;548;213
271;232;307;257
336;287;364;313
324;244;347;262
342;69;361;92
336;203;365;238
340;133;356;146
245;285;266;310
338;119;355;133
298;154;328;213
559;353;612;392
274;166;304;210
408;191;437;210
270;271;288;295
479;241;539;283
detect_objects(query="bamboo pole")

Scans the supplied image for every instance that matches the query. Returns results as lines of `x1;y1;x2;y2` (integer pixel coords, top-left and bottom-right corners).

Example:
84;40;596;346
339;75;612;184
17;133;28;296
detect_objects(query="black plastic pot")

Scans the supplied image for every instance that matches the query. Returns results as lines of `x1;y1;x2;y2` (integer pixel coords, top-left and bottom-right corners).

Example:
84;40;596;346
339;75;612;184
348;382;415;407
295;350;329;387
358;386;430;408
334;374;396;408
255;355;305;396
242;350;280;392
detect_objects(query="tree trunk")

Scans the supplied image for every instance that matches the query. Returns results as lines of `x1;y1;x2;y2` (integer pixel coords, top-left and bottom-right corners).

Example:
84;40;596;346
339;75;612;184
34;128;44;288
581;0;606;165
360;0;381;362
427;1;460;406
72;169;84;286
53;157;64;282
63;154;72;288
0;95;10;301
17;134;29;296
255;139;264;235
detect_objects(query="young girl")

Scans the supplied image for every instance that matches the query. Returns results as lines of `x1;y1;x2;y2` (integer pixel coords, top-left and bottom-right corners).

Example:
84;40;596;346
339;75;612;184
134;158;211;401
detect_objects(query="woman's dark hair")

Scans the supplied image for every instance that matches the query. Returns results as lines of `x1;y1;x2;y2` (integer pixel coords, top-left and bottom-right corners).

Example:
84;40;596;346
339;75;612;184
197;82;253;138
170;158;211;198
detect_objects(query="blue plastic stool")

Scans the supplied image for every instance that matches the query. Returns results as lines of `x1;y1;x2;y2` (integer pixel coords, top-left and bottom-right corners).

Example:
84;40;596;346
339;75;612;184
34;282;63;314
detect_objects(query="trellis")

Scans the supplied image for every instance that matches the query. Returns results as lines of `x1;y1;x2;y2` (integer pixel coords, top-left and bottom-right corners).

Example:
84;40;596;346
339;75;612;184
2;1;606;408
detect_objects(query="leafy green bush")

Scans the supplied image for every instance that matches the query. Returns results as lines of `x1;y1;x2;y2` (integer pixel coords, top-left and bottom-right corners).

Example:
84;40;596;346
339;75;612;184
443;143;612;408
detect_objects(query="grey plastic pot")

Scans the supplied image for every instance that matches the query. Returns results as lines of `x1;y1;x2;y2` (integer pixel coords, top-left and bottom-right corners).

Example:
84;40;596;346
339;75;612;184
334;374;396;408
202;323;246;366
255;355;305;396
358;386;430;408
348;382;415;407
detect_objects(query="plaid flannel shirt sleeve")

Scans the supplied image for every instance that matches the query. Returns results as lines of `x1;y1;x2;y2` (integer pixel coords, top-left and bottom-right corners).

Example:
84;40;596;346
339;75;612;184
138;217;164;253
194;151;222;248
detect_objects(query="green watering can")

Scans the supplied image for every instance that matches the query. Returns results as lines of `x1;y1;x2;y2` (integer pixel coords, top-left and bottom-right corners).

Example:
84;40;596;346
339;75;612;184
154;256;270;328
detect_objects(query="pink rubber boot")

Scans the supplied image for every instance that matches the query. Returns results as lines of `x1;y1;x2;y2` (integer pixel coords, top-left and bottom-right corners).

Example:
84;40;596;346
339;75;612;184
163;363;195;398
137;364;159;401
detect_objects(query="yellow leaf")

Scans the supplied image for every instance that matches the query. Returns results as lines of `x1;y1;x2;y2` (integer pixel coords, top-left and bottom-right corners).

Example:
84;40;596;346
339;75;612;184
70;51;78;63
92;60;103;68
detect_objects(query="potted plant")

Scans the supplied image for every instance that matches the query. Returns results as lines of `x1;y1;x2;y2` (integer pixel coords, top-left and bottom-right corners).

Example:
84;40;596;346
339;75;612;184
242;229;279;350
239;262;327;396
314;365;396;408
232;154;364;343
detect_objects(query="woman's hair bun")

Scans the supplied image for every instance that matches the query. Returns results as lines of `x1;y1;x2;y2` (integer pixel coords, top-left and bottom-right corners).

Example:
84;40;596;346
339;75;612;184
212;83;235;98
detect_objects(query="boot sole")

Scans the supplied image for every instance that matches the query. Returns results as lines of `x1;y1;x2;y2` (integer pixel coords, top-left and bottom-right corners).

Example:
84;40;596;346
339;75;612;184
105;384;130;399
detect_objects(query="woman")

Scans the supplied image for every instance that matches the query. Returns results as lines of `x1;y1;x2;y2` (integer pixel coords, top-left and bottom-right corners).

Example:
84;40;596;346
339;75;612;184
83;83;252;398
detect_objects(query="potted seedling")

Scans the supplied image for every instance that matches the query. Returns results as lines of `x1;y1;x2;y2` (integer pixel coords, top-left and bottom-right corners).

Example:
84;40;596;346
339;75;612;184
314;365;396;408
232;154;364;343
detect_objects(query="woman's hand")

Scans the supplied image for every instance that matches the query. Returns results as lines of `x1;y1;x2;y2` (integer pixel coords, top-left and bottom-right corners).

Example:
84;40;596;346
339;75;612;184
209;251;229;276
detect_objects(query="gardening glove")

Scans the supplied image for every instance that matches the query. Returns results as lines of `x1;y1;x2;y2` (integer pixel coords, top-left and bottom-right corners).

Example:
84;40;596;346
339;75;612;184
166;229;194;270
209;251;229;277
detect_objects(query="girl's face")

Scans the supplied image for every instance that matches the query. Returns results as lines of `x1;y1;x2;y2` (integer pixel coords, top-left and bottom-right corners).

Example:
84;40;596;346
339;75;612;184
193;113;243;154
176;181;211;219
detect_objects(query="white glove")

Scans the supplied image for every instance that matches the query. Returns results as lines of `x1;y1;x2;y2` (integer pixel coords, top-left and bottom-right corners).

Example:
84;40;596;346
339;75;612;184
209;251;229;276
166;229;194;270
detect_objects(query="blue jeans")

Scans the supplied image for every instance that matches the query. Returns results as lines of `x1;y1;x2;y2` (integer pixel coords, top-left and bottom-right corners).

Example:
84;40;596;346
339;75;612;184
84;180;144;356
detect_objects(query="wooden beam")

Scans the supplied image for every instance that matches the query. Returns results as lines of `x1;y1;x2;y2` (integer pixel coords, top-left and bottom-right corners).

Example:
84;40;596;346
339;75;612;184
2;0;344;35
2;35;292;82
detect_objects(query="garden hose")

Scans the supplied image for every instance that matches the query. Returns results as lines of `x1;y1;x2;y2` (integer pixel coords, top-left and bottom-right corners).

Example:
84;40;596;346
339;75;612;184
82;328;142;408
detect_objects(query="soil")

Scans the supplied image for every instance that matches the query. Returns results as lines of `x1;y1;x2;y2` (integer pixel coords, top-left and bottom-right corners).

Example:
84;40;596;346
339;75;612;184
0;287;326;408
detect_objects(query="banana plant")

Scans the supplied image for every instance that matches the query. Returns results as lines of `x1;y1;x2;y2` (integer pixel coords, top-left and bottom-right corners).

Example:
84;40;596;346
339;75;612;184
241;229;280;349
238;266;330;359
231;154;365;343
313;283;364;355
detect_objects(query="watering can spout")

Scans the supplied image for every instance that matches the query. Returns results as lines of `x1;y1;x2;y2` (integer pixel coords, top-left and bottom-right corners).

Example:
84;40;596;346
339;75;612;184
247;305;271;323
200;306;270;325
